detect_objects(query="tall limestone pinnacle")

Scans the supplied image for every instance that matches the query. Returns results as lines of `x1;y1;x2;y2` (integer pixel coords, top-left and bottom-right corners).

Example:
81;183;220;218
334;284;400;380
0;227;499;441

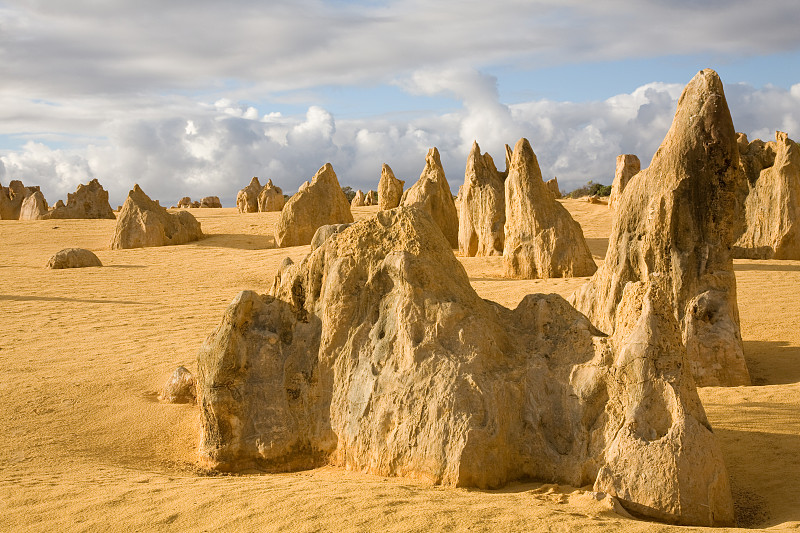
571;68;751;387
502;138;596;278
458;141;505;256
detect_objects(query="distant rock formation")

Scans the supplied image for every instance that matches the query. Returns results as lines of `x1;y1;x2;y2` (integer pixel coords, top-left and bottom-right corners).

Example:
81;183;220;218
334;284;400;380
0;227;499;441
237;177;262;213
177;197;193;208
400;148;459;248
365;190;378;206
196;206;734;527
46;248;102;269
502;138;597;279
19;191;49;220
351;190;366;207
42;179;115;219
733;131;800;259
258;179;285;212
457;141;505;256
159;366;196;404
274;164;354;247
377;164;404;210
572;69;750;387
111;184;203;249
0;180;39;220
608;155;640;209
200;196;222;208
545;177;562;199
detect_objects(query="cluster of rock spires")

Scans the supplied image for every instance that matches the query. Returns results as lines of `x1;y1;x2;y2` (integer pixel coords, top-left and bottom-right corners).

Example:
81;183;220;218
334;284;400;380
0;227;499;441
1;178;115;220
176;196;222;209
112;185;203;249
350;189;378;207
236;177;285;213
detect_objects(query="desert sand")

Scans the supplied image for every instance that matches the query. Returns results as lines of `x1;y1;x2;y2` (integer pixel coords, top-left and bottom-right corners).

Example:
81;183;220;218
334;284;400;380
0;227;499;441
1;199;798;531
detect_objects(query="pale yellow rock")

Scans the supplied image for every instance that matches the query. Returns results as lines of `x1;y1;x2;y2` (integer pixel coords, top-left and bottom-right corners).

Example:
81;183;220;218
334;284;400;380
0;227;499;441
111;184;203;249
200;196;222;208
158;366;196;404
46;247;102;269
546;177;562;199
608;155;640;209
502;138;596;279
733;131;800;259
274;163;354;247
236;177;262;213
457;141;505;256
571;68;750;387
258;179;285;212
377;164;404;210
19;190;49;220
196;206;733;527
351;190;366;207
43;179;115;220
400;147;459;247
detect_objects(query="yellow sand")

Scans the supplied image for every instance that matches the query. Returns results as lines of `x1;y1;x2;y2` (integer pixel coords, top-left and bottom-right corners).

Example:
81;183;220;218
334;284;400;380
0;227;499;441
1;199;798;531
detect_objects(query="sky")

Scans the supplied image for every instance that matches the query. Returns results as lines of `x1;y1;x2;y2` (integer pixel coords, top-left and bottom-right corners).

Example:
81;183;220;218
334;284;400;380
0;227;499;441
1;0;800;207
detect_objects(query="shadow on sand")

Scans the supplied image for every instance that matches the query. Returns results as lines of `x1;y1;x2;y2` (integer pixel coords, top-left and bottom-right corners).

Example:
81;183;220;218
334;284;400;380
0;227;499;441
734;262;800;272
585;238;608;259
743;340;800;385
194;233;276;250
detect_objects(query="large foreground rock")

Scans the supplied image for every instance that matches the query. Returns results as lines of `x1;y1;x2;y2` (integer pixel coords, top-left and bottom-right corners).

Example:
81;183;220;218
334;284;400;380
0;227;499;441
111;185;203;249
46;248;102;269
42;179;115;219
733;131;800;259
503;138;596;278
572;69;750;387
400;148;459;247
458;141;505;256
258;179;285;212
196;206;734;527
608;155;640;209
378;165;405;210
274;164;354;247
19;191;49;220
237;177;262;213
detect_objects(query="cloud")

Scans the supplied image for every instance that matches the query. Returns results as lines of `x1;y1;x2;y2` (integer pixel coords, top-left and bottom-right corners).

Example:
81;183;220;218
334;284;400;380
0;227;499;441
3;73;799;208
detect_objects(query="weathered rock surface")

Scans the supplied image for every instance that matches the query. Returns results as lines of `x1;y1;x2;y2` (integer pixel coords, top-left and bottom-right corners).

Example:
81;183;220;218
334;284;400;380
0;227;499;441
237;177;262;213
177;197;193;208
737;132;776;186
351;190;366;207
365;190;378;206
42;179;115;219
46;248;102;269
733;131;800;259
200;196;222;208
310;223;352;251
546;177;562;199
196;206;734;527
274;164;354;247
400;148;459;247
457;141;505;256
159;366;196;404
571;69;750;387
378;164;404;210
191;200;201;208
19;190;49;220
608;155;640;209
502;138;597;279
111;184;203;249
258;179;285;212
0;180;39;220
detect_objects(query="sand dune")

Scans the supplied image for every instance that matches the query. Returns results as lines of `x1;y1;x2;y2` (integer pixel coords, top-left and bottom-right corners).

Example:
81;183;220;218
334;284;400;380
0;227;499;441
1;200;798;531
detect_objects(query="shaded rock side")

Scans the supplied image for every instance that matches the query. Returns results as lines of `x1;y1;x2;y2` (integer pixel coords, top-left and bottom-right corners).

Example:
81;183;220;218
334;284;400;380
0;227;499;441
43;179;115;219
201;196;222;208
274;163;354;247
19;190;49;220
400;148;459;247
237;177;262;213
0;180;39;220
546;177;562;199
502;138;597;279
351;190;366;207
457;141;505;256
571;68;750;387
196;206;734;527
111;184;203;249
46;248;102;269
258;179;285;212
733;131;800;259
608;155;641;209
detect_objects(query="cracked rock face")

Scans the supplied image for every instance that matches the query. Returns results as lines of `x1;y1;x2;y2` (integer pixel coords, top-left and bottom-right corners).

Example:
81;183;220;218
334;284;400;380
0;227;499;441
571;68;750;387
400;148;459;248
274;164;354;247
734;131;800;259
502;138;597;279
111;185;203;249
458;141;505;257
196;206;733;527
